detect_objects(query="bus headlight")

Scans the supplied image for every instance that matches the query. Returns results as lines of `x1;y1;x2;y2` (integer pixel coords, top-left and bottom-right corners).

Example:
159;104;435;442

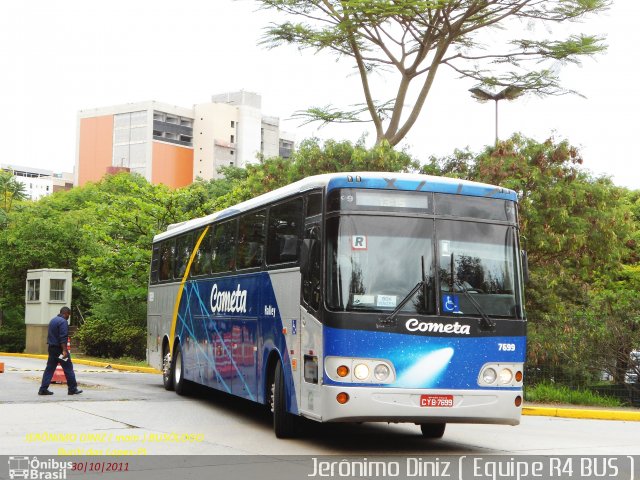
353;363;370;380
325;357;395;384
499;368;513;384
482;367;497;384
478;363;524;387
374;364;390;381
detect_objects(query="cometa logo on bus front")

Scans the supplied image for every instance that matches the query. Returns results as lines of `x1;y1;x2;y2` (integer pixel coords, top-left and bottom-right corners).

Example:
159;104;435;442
210;284;248;314
405;318;471;335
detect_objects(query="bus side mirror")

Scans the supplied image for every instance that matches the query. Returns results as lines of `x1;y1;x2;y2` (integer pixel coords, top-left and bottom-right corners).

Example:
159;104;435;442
521;250;529;283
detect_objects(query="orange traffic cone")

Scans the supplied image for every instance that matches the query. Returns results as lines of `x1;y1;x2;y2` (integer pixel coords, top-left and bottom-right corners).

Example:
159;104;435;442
52;365;67;384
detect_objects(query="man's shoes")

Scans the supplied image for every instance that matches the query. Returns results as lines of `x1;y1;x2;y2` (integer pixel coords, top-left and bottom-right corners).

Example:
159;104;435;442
68;389;83;395
38;389;54;395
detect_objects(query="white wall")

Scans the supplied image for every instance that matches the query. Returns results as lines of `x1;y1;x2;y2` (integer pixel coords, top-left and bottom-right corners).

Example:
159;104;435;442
193;102;238;180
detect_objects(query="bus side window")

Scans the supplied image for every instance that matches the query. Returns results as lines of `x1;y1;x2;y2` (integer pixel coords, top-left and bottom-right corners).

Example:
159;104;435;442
150;244;160;284
306;193;322;217
267;197;303;265
302;224;322;311
159;239;175;281
237;210;266;270
302;192;323;311
212;220;236;273
190;228;212;276
174;233;193;279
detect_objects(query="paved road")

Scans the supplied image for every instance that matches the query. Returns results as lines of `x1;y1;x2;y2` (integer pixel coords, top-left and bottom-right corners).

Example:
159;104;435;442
1;355;639;456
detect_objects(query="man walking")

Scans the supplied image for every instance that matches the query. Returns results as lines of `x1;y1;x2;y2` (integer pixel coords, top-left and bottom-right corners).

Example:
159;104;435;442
38;306;83;396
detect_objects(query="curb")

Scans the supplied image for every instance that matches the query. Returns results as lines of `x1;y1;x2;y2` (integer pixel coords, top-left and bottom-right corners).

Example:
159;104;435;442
522;406;640;422
0;352;160;374
3;352;638;420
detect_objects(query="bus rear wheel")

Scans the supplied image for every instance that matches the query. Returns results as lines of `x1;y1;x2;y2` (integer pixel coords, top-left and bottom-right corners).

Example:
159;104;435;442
162;348;174;391
420;423;446;439
271;360;296;438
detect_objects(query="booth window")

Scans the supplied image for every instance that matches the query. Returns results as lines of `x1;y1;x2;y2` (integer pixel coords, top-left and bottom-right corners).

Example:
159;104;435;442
50;279;65;301
27;279;40;302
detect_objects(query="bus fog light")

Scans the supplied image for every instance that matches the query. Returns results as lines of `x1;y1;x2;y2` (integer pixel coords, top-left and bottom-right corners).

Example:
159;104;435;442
482;368;497;384
354;363;369;380
336;392;349;404
499;368;513;384
374;364;390;381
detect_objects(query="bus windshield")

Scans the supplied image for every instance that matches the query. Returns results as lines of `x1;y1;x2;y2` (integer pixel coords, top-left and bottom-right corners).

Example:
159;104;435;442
438;220;523;319
327;215;523;319
326;216;436;314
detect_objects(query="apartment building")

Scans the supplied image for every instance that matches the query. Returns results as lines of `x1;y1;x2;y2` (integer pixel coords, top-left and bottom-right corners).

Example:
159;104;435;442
1;164;73;201
76;91;295;188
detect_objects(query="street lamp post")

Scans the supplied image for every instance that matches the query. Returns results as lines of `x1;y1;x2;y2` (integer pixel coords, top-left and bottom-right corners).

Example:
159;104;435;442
469;86;523;145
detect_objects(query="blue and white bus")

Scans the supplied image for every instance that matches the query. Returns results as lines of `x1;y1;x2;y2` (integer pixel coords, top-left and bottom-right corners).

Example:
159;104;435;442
147;172;527;438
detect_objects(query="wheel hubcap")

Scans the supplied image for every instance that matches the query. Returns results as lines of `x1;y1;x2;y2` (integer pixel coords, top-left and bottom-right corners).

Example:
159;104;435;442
174;353;182;383
269;381;275;413
163;353;171;381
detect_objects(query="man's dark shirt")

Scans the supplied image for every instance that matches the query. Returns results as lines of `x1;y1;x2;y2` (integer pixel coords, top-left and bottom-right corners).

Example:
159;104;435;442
47;315;68;347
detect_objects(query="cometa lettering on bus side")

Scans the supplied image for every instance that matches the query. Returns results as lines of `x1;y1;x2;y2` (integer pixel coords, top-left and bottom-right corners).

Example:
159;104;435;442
405;318;471;335
210;284;247;314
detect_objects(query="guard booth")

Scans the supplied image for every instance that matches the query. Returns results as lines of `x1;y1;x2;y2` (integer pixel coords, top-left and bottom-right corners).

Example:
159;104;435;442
24;269;72;354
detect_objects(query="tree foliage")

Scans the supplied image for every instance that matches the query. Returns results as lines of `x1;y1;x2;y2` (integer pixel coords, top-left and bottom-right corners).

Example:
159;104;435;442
0;135;637;373
222;137;418;203
257;0;609;145
0;170;28;226
0;139;413;356
0;174;189;356
425;133;639;387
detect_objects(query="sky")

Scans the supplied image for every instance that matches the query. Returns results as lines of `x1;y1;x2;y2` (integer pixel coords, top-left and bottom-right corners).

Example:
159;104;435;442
2;0;639;190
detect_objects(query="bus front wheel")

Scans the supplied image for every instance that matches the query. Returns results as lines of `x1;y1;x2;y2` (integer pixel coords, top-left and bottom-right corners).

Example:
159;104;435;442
420;423;446;439
271;360;296;438
173;344;191;395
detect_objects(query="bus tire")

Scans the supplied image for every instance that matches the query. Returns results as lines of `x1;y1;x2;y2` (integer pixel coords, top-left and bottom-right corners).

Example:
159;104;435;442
272;360;296;438
420;423;446;439
173;343;190;396
162;346;174;391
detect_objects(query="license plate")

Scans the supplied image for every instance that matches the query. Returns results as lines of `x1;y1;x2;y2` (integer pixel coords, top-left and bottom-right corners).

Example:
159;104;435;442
420;395;454;407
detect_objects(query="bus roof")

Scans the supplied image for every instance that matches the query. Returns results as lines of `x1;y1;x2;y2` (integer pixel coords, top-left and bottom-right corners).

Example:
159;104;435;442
154;172;517;242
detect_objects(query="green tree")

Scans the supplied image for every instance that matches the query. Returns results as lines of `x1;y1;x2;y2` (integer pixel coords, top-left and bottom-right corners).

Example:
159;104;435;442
0;170;28;225
0;182;92;336
258;0;608;146
0;173;197;358
223;137;419;204
0;171;28;326
75;174;192;358
425;134;638;385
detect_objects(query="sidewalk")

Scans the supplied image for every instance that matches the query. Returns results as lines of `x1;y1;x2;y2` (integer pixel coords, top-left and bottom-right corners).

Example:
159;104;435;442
1;352;639;421
0;351;160;374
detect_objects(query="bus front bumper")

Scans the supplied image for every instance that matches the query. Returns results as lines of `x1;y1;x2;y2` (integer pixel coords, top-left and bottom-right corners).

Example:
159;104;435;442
316;386;522;425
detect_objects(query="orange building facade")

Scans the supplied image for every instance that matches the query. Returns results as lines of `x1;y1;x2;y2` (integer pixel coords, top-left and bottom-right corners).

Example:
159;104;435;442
77;115;114;186
75;102;194;189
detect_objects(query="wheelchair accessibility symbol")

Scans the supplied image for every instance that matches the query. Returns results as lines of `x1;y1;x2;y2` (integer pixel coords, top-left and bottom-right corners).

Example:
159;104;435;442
442;295;460;313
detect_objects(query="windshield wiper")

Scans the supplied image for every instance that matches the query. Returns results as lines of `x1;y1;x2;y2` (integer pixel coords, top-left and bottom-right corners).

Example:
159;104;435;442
377;256;428;329
450;253;495;331
455;280;495;331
